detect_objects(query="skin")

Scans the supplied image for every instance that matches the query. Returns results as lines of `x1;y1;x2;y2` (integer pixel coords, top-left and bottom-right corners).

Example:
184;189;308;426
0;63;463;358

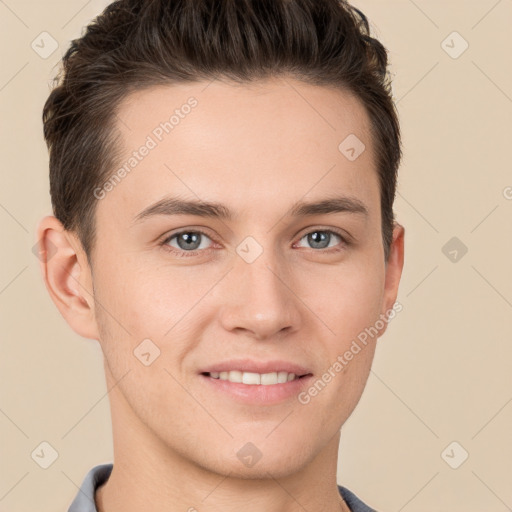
37;77;404;512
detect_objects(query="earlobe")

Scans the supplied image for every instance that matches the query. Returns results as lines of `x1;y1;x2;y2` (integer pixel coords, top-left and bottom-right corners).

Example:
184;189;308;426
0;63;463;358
36;215;100;341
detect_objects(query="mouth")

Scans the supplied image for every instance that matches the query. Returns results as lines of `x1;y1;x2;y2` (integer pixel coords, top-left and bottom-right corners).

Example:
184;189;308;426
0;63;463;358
199;370;314;405
201;370;312;385
197;358;314;404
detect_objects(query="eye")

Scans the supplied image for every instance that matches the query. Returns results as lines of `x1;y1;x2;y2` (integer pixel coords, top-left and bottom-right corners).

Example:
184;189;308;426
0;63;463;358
160;227;349;258
161;229;214;257
295;229;348;252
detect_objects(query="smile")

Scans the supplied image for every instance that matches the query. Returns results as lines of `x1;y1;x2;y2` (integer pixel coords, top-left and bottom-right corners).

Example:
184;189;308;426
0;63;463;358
204;370;308;385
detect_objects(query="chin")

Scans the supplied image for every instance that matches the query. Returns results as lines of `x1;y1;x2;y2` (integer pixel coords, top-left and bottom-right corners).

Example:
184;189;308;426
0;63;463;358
211;438;314;480
211;456;309;481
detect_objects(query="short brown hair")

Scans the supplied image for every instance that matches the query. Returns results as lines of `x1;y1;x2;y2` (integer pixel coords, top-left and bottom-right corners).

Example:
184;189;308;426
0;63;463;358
42;0;401;264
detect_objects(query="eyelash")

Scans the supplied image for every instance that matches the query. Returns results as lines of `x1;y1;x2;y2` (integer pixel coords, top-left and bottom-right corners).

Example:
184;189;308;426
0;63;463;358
159;228;350;258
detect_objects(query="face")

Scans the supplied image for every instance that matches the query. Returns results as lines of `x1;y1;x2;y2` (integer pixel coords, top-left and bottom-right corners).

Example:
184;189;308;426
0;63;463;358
82;78;403;478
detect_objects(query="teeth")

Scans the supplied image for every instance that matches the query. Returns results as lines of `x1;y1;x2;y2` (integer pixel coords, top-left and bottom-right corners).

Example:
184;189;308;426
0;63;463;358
261;372;277;385
277;371;289;383
227;370;242;383
208;370;299;385
243;372;260;385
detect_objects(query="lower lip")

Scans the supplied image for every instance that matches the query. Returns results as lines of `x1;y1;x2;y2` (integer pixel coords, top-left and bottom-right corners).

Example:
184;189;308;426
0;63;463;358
199;373;314;405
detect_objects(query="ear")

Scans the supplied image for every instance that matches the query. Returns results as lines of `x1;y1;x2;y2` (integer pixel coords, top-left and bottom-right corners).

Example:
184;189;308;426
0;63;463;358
378;221;405;336
35;215;100;341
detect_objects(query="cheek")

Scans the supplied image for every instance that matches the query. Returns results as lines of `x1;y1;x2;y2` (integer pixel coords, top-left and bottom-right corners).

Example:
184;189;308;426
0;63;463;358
93;260;213;369
302;265;383;427
93;251;177;329
304;257;385;346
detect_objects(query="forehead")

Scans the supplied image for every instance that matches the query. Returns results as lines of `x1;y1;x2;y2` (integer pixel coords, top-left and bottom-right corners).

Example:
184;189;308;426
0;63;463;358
101;78;379;224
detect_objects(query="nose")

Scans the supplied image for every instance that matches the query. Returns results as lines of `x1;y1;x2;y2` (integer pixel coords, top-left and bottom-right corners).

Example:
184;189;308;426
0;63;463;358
217;248;302;341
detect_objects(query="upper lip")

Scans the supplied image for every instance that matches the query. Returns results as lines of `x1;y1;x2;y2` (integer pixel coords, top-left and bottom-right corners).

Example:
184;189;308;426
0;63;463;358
199;358;312;376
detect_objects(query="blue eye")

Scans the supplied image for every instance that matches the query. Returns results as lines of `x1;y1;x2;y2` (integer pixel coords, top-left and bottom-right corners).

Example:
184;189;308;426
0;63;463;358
162;230;213;257
296;230;346;250
160;228;349;258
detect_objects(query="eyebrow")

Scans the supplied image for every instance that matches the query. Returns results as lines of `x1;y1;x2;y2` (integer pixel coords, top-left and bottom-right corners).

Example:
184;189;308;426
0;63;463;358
132;194;369;224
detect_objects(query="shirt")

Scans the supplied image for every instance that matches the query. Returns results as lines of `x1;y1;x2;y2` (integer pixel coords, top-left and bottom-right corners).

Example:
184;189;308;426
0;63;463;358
68;463;377;512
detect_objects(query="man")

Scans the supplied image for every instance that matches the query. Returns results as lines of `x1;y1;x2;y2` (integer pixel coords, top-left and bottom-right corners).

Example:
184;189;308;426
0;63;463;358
37;0;404;510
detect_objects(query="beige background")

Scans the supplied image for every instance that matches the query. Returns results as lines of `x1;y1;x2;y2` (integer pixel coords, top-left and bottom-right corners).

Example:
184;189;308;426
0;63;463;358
1;0;511;510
